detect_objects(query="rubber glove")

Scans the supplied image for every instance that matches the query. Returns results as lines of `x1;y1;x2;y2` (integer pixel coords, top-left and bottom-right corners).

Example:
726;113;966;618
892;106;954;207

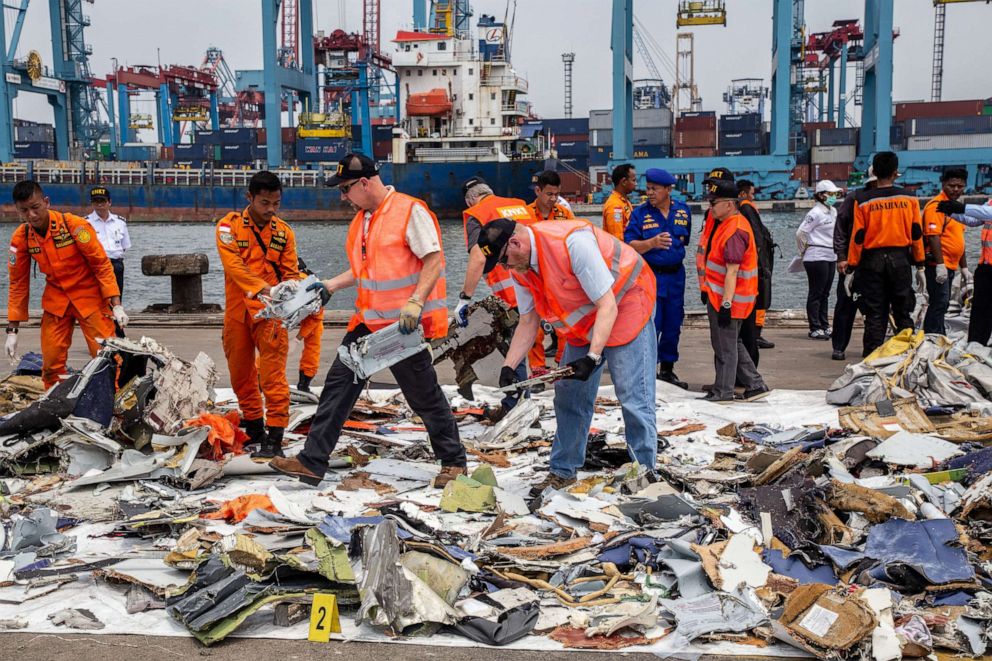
112;304;129;328
844;272;855;298
937;199;966;215
935;263;948;285
499;366;520;389
307;281;332;306
563;355;599;381
4;333;17;361
398;298;423;334
915;268;927;293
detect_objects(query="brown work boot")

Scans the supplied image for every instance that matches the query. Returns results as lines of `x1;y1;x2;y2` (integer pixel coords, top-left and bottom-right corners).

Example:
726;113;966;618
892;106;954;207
432;465;468;488
528;473;577;498
269;456;323;486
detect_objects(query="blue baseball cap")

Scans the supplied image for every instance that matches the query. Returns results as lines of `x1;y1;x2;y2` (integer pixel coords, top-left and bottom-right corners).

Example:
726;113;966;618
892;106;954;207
645;168;676;186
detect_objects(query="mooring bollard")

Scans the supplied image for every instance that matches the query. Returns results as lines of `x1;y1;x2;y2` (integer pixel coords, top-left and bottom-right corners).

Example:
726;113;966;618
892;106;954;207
140;253;221;313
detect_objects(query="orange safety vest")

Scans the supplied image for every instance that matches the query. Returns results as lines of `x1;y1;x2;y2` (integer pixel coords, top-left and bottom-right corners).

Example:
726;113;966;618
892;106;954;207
347;191;448;339
216;209;300;321
463;194;535;306
704;213;759;319
510;220;655;347
7;210;120;322
696;209;716;295
981;200;992;266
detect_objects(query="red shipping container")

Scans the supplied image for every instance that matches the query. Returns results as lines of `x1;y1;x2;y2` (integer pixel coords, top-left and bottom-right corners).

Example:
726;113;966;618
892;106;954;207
894;100;983;122
791;165;810;185
812;163;852;182
554;133;589;142
803;121;836;132
160;146;174;161
675;147;717;158
675;130;717;148
675;116;717;131
372;140;392;159
558;171;586;196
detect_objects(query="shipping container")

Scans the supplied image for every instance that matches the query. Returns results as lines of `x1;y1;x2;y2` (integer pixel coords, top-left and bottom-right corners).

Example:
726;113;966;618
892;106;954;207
814;127;859;146
195;130;219;145
175;143;207;159
218;143;255;162
890;122;906;147
255;127;299;144
13;142;55;159
372;140;391;160
792;165;810;186
718;147;764;157
909;115;992;136
811;145;857;164
118;143;160;162
812;163;853;182
543;118;589;135
718;131;764;149
675;129;717;148
674;147;717;158
556;141;589;157
174;160;206;169
675;115;717;132
795;149;810;165
906;134;992;150
678;111;716;118
719;113;762;132
591;129;611;146
802;121;836;133
15;125;55;143
589;143;668;166
894;99;984;122
589;109;612;130
556;156;589;171
296;138;352;162
219;127;258;145
282;142;296;161
633;127;672;145
633;108;673;128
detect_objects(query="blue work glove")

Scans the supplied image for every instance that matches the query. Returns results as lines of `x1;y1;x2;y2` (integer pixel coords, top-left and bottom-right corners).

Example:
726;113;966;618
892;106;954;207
398;298;424;334
307;281;332;307
454;293;471;327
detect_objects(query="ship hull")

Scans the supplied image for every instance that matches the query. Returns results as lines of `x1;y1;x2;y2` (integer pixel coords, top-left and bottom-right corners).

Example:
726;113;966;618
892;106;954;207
0;160;548;222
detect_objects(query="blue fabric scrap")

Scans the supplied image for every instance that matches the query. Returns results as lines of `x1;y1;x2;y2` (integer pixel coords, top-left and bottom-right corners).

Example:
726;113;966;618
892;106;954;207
763;549;838;585
818;545;865;571
597;536;663;569
864;518;975;585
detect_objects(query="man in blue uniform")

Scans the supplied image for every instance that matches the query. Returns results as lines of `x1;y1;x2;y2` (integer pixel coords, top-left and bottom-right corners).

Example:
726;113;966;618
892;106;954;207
625;168;691;389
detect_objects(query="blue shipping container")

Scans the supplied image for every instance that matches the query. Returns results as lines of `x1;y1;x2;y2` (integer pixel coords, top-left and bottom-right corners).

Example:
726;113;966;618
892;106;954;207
13;142;55;159
557;140;589;157
219;128;258;145
296;138;352;162
544;117;589;135
174;160;206;169
718;131;764;149
909;115;992;136
719;113;762;131
557;157;589;171
218;143;255;162
718;147;764;157
175;143;207;159
118;145;158;161
590;144;668;166
195;130;219;145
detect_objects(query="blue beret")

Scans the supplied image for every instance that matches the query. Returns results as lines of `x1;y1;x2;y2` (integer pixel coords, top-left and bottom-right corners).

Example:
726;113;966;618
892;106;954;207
645;168;676;186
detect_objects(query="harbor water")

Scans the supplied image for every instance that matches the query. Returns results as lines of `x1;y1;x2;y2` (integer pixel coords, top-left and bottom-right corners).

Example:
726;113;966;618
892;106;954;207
2;211;982;313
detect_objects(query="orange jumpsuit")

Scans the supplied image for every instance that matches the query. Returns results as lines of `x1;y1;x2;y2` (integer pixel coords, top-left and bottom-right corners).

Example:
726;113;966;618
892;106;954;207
7;210;119;387
297;310;324;379
216;209;300;428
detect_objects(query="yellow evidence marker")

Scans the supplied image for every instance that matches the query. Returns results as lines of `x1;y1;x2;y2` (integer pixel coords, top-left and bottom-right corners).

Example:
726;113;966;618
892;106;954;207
307;593;341;641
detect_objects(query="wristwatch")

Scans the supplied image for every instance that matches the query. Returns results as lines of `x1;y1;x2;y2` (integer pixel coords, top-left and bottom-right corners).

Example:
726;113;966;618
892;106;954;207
5;327;17;335
721;301;732;310
459;291;472;301
587;352;603;365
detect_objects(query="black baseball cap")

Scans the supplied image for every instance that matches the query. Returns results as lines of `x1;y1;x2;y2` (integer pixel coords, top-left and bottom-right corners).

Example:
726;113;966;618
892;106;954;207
478;219;517;274
325;153;380;187
90;186;110;200
462;176;488;198
702;167;735;186
706;178;739;201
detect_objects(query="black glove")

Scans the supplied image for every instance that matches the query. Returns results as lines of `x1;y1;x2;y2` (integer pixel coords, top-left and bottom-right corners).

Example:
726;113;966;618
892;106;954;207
717;305;732;328
499;366;520;389
700;291;708;306
563;355;598;381
937;199;966;215
306;281;332;306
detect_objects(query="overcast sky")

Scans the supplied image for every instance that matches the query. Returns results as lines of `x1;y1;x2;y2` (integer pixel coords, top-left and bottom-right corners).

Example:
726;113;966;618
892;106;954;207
6;0;990;128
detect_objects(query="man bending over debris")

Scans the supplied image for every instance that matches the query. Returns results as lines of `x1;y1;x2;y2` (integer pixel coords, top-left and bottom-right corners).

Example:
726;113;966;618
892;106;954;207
215;171;300;461
270;154;467;487
477;218;658;497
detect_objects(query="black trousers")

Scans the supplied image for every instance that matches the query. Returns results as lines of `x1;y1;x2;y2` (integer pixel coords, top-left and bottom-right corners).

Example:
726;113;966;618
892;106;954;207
969;264;992;346
854;248;915;357
803;260;835;332
110;258;126;338
832;274;858;353
298;324;466;476
739;308;759;368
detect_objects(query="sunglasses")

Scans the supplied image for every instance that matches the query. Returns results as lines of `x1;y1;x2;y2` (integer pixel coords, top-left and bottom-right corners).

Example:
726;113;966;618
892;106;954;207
339;178;363;195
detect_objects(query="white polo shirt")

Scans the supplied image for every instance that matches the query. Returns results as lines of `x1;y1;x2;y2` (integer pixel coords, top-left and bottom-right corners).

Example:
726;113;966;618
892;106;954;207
86;211;131;259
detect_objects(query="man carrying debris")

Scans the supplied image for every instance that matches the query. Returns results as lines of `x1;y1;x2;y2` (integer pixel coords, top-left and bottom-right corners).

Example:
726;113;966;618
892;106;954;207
476;217;658;496
700;178;769;403
847;151;926;356
270;154;467;487
938;195;992;346
215;171;300;461
6;180;125;387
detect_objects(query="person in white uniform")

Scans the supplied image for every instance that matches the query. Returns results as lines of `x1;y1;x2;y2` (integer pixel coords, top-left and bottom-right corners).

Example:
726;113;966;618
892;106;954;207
796;180;841;340
86;186;131;297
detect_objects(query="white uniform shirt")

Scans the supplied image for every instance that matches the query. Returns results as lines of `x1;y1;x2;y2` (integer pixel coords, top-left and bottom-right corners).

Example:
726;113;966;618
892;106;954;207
86;211;131;259
796;202;837;263
362;186;441;259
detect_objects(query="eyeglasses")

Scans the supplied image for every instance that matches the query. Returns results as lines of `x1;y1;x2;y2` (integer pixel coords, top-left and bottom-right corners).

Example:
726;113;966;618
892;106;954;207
339;179;363;195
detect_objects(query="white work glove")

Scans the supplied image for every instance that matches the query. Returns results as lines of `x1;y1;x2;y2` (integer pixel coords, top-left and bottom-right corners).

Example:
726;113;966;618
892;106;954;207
4;332;17;361
454;297;471;328
844;273;855;298
935;263;948;285
960;266;972;288
112;304;129;328
270;279;300;300
915;268;927;293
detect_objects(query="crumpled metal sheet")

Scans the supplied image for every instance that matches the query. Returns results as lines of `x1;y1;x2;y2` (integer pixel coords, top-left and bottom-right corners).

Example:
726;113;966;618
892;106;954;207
473;398;542;450
355;520;458;631
253;274;322;330
864;518;975;587
338;323;429;381
659;589;768;641
2;507;74;558
431;296;518;399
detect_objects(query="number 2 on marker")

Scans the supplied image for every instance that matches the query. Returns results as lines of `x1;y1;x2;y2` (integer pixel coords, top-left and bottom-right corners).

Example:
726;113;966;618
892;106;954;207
307;593;340;641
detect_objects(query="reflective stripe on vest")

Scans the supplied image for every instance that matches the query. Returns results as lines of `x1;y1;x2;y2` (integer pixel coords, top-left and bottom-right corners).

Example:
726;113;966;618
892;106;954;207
982;227;992;265
362;298;448;320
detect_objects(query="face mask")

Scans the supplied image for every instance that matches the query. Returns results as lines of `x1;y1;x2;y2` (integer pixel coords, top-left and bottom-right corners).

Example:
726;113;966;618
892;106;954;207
824;195;837;207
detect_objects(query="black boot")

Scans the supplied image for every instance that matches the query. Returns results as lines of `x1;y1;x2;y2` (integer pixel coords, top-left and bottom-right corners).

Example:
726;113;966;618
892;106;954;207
252;426;285;462
658;361;689;390
243;418;266;452
297;371;313;393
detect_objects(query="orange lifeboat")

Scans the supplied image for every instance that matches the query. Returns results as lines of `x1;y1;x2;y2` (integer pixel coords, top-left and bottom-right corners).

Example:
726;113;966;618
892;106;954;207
406;88;453;117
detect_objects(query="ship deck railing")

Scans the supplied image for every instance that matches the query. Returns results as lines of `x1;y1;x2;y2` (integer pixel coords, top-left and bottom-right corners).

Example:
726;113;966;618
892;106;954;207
414;146;495;161
480;74;528;92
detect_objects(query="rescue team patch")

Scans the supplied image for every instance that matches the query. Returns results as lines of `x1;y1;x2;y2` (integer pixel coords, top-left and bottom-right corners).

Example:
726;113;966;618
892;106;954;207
8;253;14;265
236;240;249;248
219;232;234;245
53;231;75;248
28;247;41;254
73;226;92;243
